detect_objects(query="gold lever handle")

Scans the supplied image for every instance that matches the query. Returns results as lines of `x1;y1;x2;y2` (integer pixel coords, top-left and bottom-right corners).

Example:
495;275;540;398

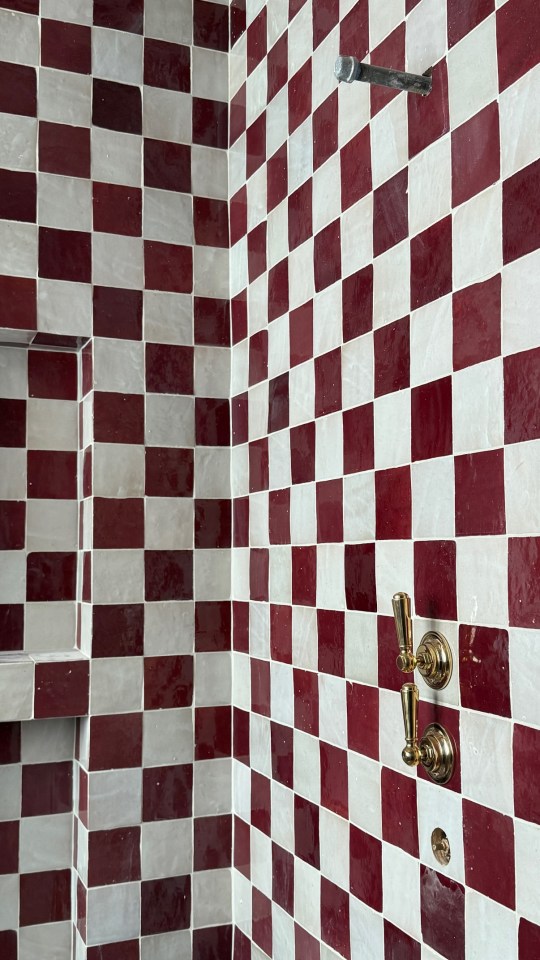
393;592;415;672
392;591;453;690
399;681;455;784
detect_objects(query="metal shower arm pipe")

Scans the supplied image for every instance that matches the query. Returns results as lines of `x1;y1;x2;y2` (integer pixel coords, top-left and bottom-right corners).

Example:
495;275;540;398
335;55;432;95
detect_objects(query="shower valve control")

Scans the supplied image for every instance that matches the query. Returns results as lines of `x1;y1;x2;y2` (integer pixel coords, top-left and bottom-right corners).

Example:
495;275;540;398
400;682;454;785
392;592;452;690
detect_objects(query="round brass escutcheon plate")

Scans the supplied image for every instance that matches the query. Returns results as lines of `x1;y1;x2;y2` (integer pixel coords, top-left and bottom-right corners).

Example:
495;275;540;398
417;631;453;690
422;723;455;784
431;827;451;866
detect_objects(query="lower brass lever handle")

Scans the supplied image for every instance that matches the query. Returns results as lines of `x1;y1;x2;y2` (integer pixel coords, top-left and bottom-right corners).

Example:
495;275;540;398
400;682;454;785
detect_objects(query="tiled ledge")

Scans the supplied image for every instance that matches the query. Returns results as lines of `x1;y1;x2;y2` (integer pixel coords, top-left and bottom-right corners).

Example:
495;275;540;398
0;651;89;722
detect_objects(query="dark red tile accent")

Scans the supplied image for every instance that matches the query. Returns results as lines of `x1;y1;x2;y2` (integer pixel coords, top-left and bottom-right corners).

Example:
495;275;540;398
194;297;230;346
248;221;267;283
374;316;409;397
142;875;191;935
232;393;248;447
370;24;405;116
196;397;230;446
41;19;91;74
514;724;540;824
195;601;231;653
39;121;90;179
0;722;21;765
247;7;266;73
0;605;24;652
384;921;421;959
145;447;193;498
93;0;144;33
144;38;190;91
340;0;369;58
22;761;72;816
342;265;373;342
0;169;36;222
497;0;540;92
90;714;142;771
288;179;312;251
411;376;452;461
509;537;540;627
315;347;342;416
294;794;320;867
0;820;18;875
345;543;376;612
145;241;193;294
194;196;229;248
314;218;341;292
194;815;232;870
341;126;372;211
292;545;317;606
252;888;272;957
88;943;139;960
93;604;144;658
503;157;540;264
463;799;515;908
271;720;294;789
267;32;288;104
294;668;319;736
251;771;271;835
459;624;510;716
94;391;144;444
250;549;269;602
195;499;231;549
289;300;313;368
347;683;379;760
93;182;142;236
268;259;289;323
269;489;291;545
0;932;16;960
0;501;25;550
0;275;36;330
230;186;247;246
195;705;231;760
144;656;193;710
272;842;294;915
27;451;77;501
0;399;26;448
145;550;193;602
20;869;71;926
317;608;344;677
35;660;89;719
452;101;499;207
455;450;505;536
92;78;142;134
193;97;228;149
270;604;292;663
414;540;457;621
194;0;229;51
230;82;246;147
0;0;38;10
29;350;77;400
313;89;338;171
295;925;320;960
520;919;540;960
249;437;269;493
88;826;141;886
26;551;77;601
504;347;540;444
93;286;142;340
411;216;452;310
382;767;418;857
234;815;250;876
143;764;193;821
313;0;339;47
343;403;374;475
420;866;465;960
146;343;194;395
94;497;144;549
408;59;449;159
233;707;250;764
316;479;343;544
144;139;191;193
39;227;91;283
453;274;501;371
373;168;408;257
289;58;312;135
350;824;382;911
194;925;233;960
249;329;268;386
320;741;348;818
0;61;36;117
234;927;251;960
377;615;402;693
268;142;288;214
321;878;350;960
447;0;494;47
246;112;266;179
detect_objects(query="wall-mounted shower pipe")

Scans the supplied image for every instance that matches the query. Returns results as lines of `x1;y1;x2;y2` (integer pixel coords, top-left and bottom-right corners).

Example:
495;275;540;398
335;55;432;95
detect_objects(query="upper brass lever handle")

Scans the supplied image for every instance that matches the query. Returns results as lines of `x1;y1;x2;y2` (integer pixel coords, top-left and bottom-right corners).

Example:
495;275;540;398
400;682;454;784
392;592;453;690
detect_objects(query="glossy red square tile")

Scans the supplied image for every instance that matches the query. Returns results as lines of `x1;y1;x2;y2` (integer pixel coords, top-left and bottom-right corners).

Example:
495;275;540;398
35;660;89;718
295;925;320;960
452;101;500;207
88;943;139;960
193;97;228;149
320;741;348;818
294;667;319;736
267;32;288;103
196;397;230;446
292;545;317;606
289;58;312;135
194;297;230;346
250;548;269;602
230;186;247;247
195;705;231;760
370;24;405;116
195;601;231;653
463;799;515;908
90;713;142;771
271;720;294;789
290;299;313;368
313;90;338;171
251;658;271;716
145;241;193;294
411;376;452;461
93;0;144;33
26;551;77;601
0;931;16;960
317;608;344;676
455;450;505;536
267;142;288;214
343;403;374;475
230;82;246;146
39;227;91;283
246;112;266;178
145;550;193;602
20;869;71;926
350;824;382;911
453;274;501;371
342;265;373;342
39;121;90;178
374;316;409;397
143;764;193;821
144;139;191;193
414;540;457;621
145;447;193;497
0;0;38;10
232;291;247;344
193;926;232;960
0;820;18;875
252;888;272;956
195;499;231;549
247;6;266;73
146;343;193;395
232;393;248;446
497;0;540;91
347;682;378;761
503;157;540;264
248;221;267;283
194;815;232;870
421;866;465;960
408;59;449;159
22;760;72;816
88;826;141;886
459;624;510;716
270;604;292;663
514;724;540;824
321;877;350;960
92;604;144;658
504;347;540;444
520;919;540;960
194;196;229;248
315;218;342;292
234;927;251;960
234;706;250;764
269;489;291;545
93;182;142;237
382;767;418;857
272;842;294;915
0;168;36;222
375;465;412;541
142;876;191;935
0;275;36;330
384;921;421;959
294;794;320;867
249;330;268;386
144;38;190;91
94;497;144;549
315;347;342;417
268;258;289;323
93;286;142;340
345;543;377;612
447;0;494;47
288;179;313;251
373;169;408;257
29;350;77;400
340;0;369;57
41;19;91;74
316;479;343;544
340;126;371;211
249;437;269;492
144;655;193;709
233;497;249;548
27;451;77;500
251;770;271;835
0;62;36;117
411;216;452;310
313;0;339;47
0;722;21;765
194;0;229;51
92;78;142;134
0;501;25;550
234;814;251;876
0;604;24;652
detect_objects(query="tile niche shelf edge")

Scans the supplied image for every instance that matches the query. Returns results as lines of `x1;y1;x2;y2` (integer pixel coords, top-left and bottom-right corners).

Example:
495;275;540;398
0;651;90;722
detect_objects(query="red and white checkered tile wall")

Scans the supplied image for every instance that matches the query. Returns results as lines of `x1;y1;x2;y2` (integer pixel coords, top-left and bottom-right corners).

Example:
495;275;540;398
229;0;540;958
0;0;233;957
